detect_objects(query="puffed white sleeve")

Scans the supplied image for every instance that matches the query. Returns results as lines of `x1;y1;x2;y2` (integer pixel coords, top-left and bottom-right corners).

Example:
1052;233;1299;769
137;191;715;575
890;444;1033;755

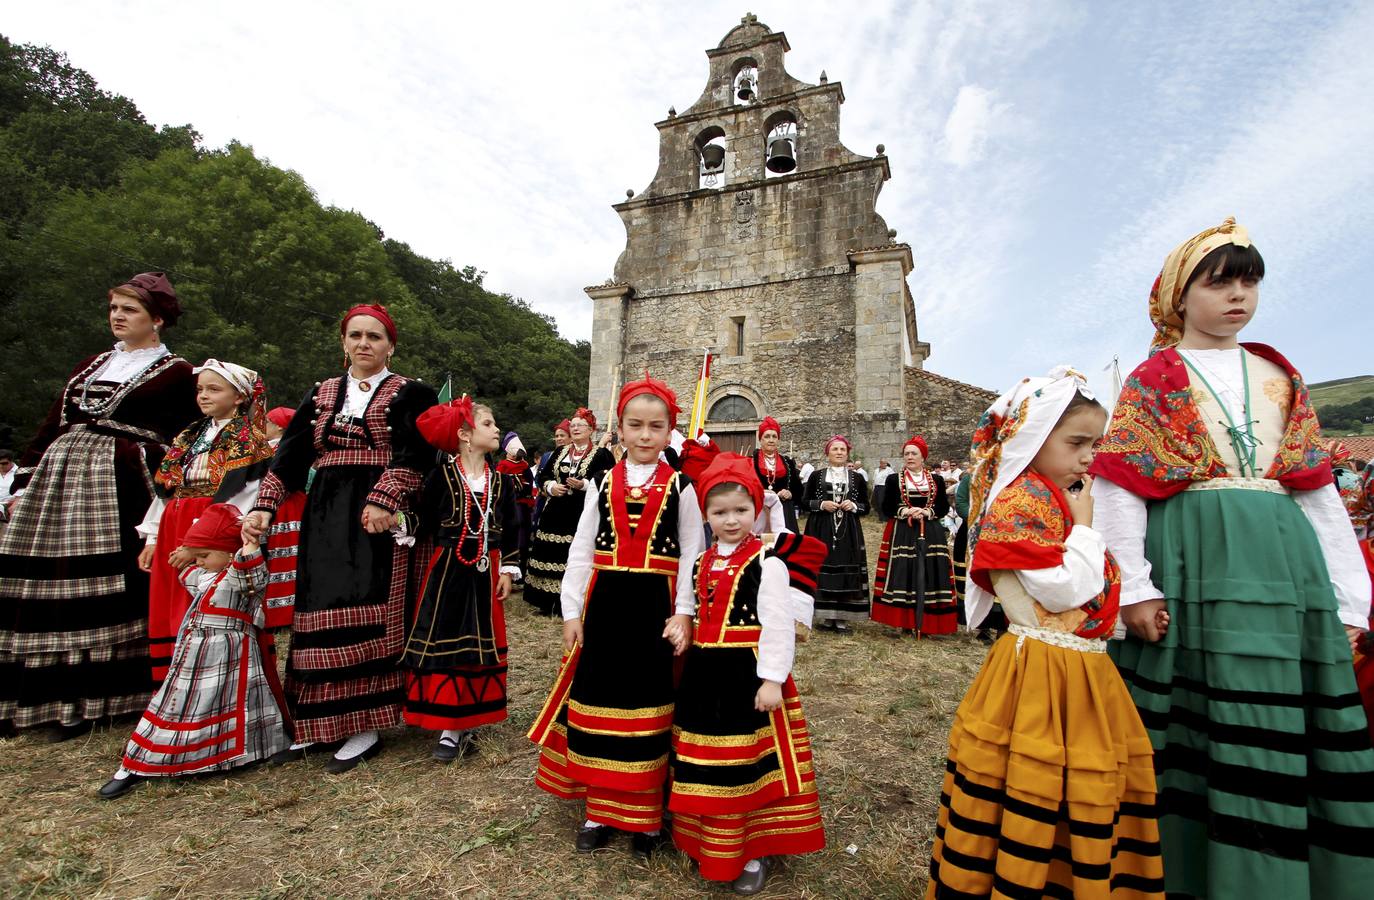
1292;483;1373;629
559;480;602;621
136;494;167;545
756;556;796;683
674;484;705;616
1012;525;1108;612
1093;478;1164;606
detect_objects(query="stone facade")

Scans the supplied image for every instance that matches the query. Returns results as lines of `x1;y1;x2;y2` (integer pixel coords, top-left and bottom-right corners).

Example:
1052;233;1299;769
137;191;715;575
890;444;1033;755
586;15;991;467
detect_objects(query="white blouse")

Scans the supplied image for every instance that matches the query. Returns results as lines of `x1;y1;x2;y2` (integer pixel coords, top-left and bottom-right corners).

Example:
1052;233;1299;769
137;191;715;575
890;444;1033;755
464;471;522;579
710;538;814;683
95;342;170;384
341;366;391;420
560;461;704;620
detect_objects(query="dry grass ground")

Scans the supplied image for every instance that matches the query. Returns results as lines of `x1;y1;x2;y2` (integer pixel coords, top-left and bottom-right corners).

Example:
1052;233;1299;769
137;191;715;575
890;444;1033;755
0;518;986;899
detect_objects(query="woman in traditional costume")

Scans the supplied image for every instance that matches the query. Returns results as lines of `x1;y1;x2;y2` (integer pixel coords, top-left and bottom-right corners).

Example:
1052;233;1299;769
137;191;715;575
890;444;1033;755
99;502;290;799
670;453;828;894
524;408;614;617
928;366;1165;898
242;304;437;773
0;273;197;738
138;359;272;680
802;435;869;630
753;416;803;533
530;419;570;536
1092;218;1374;898
871;435;956;636
404;397;520;762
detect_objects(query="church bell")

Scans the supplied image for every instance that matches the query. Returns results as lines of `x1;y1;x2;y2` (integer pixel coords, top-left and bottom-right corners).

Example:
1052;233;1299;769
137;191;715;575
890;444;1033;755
700;143;726;172
736;75;755;102
766;137;796;173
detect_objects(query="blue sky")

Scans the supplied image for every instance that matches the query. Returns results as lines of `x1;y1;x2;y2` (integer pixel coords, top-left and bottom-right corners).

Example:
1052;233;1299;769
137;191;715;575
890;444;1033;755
7;1;1371;397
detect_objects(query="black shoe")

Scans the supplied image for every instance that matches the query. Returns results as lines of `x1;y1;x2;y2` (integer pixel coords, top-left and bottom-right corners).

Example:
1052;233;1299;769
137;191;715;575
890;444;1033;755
432;732;477;763
630;830;668;859
266;746;308;767
98;774;145;800
732;857;771;895
46;721;94;743
574;825;613;852
323;738;383;774
977;629;995;645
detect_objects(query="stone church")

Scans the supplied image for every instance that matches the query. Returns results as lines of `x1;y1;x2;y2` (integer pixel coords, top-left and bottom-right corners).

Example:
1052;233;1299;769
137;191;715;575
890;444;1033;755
586;14;994;465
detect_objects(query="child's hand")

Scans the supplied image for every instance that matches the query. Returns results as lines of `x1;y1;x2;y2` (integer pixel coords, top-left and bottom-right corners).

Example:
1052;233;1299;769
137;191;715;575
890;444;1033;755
166;546;195;571
1065;474;1094;527
495;573;513;601
241;535;261;555
754;680;783;712
1121;599;1168;642
562;618;584;655
137;544;156;573
1346;625;1366;656
662;614;693;655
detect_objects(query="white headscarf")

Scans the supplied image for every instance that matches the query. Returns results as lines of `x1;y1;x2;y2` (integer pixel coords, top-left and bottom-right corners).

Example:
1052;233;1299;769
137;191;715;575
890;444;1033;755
193;358;258;398
963;365;1097;628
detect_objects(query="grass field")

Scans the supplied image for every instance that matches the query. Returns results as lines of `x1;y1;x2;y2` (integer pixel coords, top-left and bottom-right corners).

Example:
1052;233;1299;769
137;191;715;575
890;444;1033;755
1309;375;1374;409
1;518;986;899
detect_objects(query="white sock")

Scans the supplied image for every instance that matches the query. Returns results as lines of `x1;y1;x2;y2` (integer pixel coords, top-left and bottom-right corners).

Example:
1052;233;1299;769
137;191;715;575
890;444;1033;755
439;729;466;743
111;767;130;780
743;859;761;873
582;819;602;829
334;730;378;760
289;741;313;751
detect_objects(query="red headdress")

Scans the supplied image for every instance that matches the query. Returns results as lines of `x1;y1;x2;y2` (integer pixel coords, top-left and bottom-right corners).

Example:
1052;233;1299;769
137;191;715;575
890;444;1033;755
340;303;398;344
758;416;781;439
113;272;182;328
555;419;572;436
417;395;475;453
617;371;681;424
694;452;764;515
570;406;598;433
903;435;929;458
825;434;851;453
182;503;244;553
1329;440;1352;465
267;407;295;430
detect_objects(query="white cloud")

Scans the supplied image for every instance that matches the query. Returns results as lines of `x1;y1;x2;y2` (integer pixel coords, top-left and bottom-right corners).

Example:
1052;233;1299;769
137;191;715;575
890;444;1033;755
941;85;997;167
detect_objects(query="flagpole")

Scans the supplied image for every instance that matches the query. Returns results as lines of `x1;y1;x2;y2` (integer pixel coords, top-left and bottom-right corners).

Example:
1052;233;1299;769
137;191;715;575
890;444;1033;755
688;349;712;438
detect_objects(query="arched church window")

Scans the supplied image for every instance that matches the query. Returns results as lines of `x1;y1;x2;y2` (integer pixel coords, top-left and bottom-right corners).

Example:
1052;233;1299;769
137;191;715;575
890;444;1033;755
764;111;798;176
732;60;758;106
709;394;757;422
696;126;728;189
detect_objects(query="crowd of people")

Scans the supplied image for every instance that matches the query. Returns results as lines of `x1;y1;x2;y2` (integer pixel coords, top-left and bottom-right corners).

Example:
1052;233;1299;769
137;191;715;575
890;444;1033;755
1;216;1373;897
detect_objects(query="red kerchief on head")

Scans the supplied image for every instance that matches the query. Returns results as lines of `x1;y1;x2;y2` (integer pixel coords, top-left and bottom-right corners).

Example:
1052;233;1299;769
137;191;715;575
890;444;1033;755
340;303;398;344
182;503;243;553
904;435;928;458
618;371;680;424
116;272;182;328
825;434;851;453
556;419;572;435
758;416;781;438
417;396;475;453
695;452;764;515
267;407;294;429
572;406;598;432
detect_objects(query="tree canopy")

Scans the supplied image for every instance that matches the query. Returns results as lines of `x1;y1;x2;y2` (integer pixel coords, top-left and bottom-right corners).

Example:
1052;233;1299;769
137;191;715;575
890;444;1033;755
0;35;588;453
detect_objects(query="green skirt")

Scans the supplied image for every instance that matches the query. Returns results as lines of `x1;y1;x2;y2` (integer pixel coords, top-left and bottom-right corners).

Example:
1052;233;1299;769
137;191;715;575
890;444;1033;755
1111;483;1374;899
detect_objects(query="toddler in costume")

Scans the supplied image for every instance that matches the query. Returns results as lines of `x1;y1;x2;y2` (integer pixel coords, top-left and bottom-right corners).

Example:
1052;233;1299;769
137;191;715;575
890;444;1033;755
100;503;290;799
528;372;704;858
669;453;828;895
927;367;1165;898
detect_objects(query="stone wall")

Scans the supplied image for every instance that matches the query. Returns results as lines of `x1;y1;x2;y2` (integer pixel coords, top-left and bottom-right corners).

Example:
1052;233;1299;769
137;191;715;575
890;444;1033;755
903;368;998;465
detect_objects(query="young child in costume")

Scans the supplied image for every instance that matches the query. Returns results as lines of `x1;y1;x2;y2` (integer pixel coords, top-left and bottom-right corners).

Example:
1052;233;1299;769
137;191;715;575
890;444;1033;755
927;367;1165;899
100;503;291;799
1092;218;1374;899
669;453;827;895
528;373;704;858
405;396;520;762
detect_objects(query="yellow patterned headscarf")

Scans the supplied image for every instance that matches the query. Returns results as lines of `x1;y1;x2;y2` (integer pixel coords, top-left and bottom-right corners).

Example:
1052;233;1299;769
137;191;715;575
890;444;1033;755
1149;216;1251;352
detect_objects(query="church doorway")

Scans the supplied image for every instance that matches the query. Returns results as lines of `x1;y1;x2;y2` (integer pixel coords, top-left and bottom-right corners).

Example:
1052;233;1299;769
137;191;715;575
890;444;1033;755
706;395;759;456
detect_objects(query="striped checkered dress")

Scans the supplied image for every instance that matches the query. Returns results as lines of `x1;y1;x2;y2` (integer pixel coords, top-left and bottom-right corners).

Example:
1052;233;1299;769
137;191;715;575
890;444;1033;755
121;550;291;775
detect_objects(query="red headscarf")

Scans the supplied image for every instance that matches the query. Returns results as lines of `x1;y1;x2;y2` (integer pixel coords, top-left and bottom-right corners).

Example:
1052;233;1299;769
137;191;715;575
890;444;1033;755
825;434;851;453
182;503;244;553
267;407;294;430
903;435;928;459
617;371;680;424
417;396;475;453
694;452;764;515
555;419;572;436
113;272;182;328
340;303;398;344
758;416;781;438
571;406;598;432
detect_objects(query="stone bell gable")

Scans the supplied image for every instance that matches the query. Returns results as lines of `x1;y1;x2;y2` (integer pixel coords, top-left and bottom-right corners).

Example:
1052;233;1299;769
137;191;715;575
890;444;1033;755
587;14;991;466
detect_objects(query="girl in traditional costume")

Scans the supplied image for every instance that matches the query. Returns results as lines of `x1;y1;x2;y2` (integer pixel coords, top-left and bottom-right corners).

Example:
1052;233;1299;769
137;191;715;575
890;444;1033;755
139;359;272;680
0;273;197;738
242;304;438;773
1092;218;1374;898
99;503;291;799
753;416;804;532
871;435;956;636
529;374;704;859
802;435;869;629
524;409;615;617
404;397;520;762
670;453;827;895
927;366;1165;899
260;406;305;631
